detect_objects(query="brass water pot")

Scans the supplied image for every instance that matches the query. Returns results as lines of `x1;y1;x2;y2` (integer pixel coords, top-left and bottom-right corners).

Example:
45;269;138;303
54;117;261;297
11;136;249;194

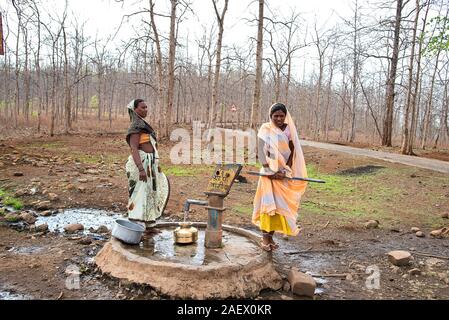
174;222;198;244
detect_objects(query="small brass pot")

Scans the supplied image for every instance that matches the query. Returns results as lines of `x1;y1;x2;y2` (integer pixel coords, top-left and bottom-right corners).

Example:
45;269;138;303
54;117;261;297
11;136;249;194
174;222;198;244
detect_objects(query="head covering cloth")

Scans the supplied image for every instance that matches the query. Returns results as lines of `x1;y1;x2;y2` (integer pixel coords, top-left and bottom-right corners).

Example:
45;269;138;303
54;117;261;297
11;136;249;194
126;99;157;146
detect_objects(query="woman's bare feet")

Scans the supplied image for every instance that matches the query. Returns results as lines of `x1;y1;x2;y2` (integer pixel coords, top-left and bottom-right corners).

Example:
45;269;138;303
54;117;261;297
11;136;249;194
261;233;272;251
266;233;279;250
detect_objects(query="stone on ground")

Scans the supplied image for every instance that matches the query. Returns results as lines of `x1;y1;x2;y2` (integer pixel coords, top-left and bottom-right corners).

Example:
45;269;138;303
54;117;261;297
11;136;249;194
36;223;49;232
287;269;316;298
64;223;84;233
48;193;59;201
4;213;22;223
388;250;412;266
19;212;36;224
408;268;421;276
415;231;425;237
364;220;379;229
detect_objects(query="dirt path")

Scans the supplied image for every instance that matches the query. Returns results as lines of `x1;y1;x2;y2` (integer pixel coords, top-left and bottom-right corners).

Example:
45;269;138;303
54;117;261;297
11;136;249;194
300;140;449;174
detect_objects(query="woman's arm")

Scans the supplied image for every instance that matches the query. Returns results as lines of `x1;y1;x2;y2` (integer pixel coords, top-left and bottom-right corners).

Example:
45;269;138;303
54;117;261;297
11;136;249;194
129;134;147;182
286;141;294;167
257;137;270;169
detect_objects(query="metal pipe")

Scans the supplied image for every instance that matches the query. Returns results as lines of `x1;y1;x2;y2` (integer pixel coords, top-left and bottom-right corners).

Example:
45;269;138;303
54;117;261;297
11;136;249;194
183;199;208;223
246;171;326;183
183;199;208;213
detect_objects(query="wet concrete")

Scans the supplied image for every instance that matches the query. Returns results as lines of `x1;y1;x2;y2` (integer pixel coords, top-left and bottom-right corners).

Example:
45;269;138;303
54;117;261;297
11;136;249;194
96;223;283;299
123;227;260;266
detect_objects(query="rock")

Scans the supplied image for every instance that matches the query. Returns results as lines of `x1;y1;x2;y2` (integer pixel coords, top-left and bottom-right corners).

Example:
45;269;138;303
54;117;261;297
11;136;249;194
77;186;87;193
95;225;109;234
39;210;53;217
388;250;412;266
37;223;49;232
77;178;88;183
78;237;92;245
282;281;291;292
35;201;51;210
64;223;84;234
287;269;316;298
415;231;425;238
364;220;379;229
441;213;449;219
4;213;22;223
430;228;445;238
86;169;99;175
19;212;36;224
345;274;354;281
408;268;421;276
411;227;420;232
48;193;59;201
13;172;24;176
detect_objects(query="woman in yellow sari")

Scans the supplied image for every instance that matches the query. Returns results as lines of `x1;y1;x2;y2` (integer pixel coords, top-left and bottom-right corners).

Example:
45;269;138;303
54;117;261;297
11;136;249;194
252;103;308;251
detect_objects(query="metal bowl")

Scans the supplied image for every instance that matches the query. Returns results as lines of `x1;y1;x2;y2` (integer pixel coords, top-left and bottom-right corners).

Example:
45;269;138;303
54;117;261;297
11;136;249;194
112;219;145;245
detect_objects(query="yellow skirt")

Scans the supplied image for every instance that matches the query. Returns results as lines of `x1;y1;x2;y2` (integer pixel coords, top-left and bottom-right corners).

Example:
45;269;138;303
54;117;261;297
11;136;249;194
259;213;295;236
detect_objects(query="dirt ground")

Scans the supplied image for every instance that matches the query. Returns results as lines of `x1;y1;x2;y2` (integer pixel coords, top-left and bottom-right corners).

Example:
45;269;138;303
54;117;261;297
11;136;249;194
0;133;448;300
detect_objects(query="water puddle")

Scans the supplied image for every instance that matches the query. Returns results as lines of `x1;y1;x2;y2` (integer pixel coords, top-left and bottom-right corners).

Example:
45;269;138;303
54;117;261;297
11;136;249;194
123;227;260;266
0;290;32;300
8;246;44;255
36;208;122;234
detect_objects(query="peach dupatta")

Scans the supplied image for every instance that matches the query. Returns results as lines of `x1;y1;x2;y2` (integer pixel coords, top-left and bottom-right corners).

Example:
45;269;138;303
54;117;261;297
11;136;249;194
252;105;308;236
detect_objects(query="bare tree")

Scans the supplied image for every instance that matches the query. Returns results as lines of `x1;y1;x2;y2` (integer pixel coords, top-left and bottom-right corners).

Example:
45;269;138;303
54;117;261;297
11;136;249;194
209;0;229;128
401;0;421;153
382;0;403;146
250;0;264;129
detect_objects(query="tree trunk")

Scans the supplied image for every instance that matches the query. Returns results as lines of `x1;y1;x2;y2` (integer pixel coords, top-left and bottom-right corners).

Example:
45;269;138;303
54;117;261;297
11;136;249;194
63;25;71;134
382;0;403;146
210;0;229;128
250;0;264;129
401;0;420;154
407;1;430;155
149;0;165;131
164;0;178;138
